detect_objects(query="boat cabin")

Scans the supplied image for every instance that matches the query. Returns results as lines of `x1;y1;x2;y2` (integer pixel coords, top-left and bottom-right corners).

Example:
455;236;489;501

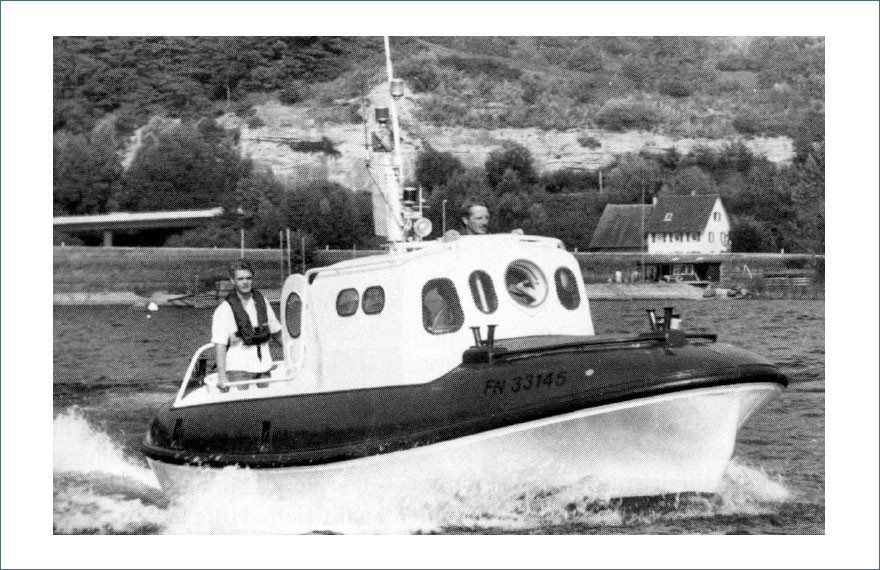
175;234;594;407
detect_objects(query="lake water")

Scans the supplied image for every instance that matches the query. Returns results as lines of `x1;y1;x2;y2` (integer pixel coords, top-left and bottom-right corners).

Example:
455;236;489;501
52;299;824;534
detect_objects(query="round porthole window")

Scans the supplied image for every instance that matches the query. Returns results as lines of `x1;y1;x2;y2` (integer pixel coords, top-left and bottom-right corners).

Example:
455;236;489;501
505;259;547;307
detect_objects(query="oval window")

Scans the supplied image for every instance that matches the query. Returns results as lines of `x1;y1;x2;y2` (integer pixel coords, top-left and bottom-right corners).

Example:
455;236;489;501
336;288;359;317
362;286;385;315
468;271;497;314
422;278;464;334
505;260;547;307
285;292;302;337
555;267;581;310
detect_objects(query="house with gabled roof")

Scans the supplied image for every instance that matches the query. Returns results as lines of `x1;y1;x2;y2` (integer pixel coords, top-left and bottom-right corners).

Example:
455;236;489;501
589;194;731;255
588;194;731;283
646;195;730;254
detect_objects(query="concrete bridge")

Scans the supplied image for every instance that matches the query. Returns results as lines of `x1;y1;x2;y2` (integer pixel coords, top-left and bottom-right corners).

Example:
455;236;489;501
53;207;223;246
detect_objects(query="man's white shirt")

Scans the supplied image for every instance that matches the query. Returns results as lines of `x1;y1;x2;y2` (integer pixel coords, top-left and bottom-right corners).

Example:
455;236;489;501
211;294;282;373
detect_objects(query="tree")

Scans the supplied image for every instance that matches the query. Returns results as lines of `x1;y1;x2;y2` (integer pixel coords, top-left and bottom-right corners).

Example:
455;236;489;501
414;146;464;192
663;166;717;196
485;141;537;189
788;142;824;254
53;127;122;215
605;154;663;203
282;180;370;248
729;215;773;252
495;188;549;234
116;121;246;212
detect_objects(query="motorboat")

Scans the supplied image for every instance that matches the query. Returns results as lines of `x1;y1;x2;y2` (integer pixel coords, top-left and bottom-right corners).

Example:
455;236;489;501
142;38;787;500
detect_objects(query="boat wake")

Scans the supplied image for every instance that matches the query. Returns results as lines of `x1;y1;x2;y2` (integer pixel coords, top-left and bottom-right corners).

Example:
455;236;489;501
53;408;790;535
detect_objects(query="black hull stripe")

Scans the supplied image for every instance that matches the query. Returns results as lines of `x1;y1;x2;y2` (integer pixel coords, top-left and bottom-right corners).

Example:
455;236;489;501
141;373;784;469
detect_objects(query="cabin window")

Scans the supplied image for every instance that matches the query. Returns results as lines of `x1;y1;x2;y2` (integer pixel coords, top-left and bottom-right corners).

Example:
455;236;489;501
664;212;673;222
468;271;498;314
362;286;385;315
505;259;548;308
285;292;302;338
422;278;464;334
336;288;359;317
714;212;721;221
708;231;715;243
555;267;581;310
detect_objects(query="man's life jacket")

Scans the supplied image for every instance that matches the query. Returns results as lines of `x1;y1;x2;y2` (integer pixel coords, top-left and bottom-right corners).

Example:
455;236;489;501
225;290;272;357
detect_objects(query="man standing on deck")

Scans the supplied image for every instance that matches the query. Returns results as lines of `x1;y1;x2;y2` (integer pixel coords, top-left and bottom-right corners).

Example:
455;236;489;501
211;260;282;391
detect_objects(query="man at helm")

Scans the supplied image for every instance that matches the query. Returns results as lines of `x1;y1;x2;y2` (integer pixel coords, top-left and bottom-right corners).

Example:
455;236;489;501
459;199;490;235
211;260;282;391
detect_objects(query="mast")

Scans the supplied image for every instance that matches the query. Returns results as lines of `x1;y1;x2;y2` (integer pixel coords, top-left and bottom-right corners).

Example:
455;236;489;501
367;36;431;244
384;36;405;186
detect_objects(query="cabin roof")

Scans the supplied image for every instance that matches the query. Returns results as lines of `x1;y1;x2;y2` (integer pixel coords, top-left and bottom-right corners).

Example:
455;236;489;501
310;234;565;277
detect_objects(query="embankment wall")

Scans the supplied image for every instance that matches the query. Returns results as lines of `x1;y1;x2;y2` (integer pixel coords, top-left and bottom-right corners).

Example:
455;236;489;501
55;246;823;296
53;246;290;294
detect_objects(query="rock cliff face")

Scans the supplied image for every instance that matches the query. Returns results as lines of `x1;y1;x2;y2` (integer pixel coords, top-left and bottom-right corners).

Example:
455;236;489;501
220;95;794;192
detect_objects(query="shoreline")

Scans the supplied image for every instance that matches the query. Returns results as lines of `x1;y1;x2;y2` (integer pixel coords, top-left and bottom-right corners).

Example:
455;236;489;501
53;283;822;306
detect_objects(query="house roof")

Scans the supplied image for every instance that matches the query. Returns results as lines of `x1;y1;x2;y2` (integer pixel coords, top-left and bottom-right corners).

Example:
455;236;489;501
588;204;652;250
645;194;720;233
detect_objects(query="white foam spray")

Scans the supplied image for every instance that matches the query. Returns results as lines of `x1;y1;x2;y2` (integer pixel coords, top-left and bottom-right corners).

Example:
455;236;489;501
53;408;792;534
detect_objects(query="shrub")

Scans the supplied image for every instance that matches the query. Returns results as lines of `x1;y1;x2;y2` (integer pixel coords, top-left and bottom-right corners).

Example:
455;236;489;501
731;112;762;136
438;55;522;81
577;135;602;149
594;100;660;132
395;57;440;93
279;82;308;105
566;45;604;73
657;78;694;98
485;141;537;188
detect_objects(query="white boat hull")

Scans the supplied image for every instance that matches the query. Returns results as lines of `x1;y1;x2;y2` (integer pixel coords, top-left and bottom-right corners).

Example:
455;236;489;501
148;383;781;500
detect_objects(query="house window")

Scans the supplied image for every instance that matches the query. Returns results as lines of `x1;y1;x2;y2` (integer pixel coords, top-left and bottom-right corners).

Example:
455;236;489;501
664;212;673;222
554;267;581;310
713;212;720;221
422;278;463;334
336;288;359;317
661;233;667;243
675;233;682;242
693;232;701;241
721;232;728;245
708;232;715;243
468;270;498;314
651;233;656;243
362;286;385;315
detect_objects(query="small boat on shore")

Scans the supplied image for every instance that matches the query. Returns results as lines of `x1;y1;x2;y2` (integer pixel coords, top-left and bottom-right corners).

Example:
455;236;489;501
142;37;787;501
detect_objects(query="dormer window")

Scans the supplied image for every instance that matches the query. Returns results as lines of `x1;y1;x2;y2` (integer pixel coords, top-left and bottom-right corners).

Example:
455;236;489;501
664;212;673;222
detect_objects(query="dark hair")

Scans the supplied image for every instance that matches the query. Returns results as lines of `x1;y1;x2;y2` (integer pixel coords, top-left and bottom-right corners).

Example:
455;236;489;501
459;198;487;220
228;259;255;278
